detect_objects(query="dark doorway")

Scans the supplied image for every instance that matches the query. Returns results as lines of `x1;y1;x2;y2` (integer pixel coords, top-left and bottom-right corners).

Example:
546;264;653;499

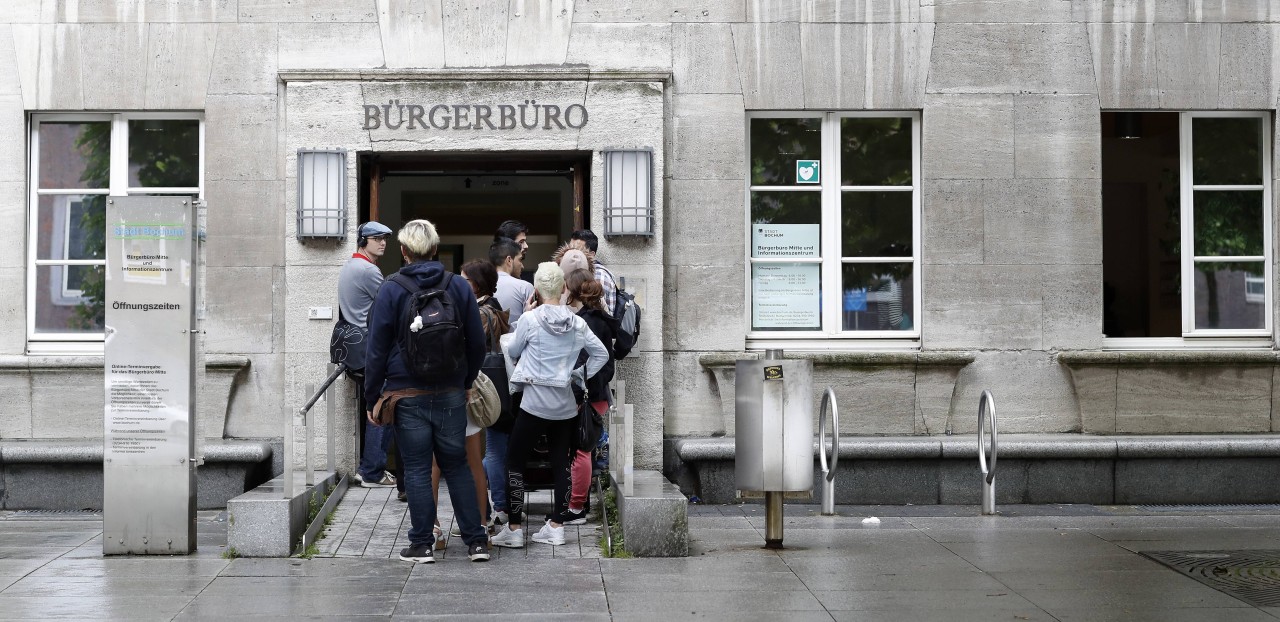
358;152;591;273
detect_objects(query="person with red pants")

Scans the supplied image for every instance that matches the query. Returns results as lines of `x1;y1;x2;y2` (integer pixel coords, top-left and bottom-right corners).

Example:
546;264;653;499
561;266;632;523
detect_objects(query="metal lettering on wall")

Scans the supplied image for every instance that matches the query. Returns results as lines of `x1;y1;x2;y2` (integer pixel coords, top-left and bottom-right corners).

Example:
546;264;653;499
103;196;197;555
362;100;589;130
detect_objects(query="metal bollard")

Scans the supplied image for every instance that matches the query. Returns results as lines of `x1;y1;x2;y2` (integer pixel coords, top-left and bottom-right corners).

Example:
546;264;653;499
818;387;840;516
978;390;998;515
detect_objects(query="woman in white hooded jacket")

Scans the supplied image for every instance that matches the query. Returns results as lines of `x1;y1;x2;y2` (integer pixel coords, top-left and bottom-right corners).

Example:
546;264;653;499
491;262;608;548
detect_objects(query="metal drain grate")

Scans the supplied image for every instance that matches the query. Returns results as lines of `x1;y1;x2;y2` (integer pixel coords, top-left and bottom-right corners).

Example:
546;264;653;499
1143;550;1280;607
1135;504;1280;513
9;509;102;519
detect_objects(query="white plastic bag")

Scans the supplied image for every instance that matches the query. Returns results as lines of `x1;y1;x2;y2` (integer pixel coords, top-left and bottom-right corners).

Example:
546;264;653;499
499;332;519;394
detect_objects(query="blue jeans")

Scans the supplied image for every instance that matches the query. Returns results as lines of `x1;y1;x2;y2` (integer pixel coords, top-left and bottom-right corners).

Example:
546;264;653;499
393;390;486;547
483;428;509;513
358;420;393;482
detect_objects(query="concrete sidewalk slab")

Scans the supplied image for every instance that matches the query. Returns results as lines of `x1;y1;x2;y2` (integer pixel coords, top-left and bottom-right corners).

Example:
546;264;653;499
2;501;1280;620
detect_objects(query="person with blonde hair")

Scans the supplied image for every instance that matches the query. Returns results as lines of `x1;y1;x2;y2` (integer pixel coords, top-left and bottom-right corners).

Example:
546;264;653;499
364;218;491;563
490;262;608;548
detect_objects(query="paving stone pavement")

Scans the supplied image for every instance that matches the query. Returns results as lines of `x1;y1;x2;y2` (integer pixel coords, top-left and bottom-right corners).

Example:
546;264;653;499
3;494;1280;621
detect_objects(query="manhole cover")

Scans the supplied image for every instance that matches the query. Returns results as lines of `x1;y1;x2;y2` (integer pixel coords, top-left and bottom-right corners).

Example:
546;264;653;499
1135;504;1280;513
1143;550;1280;607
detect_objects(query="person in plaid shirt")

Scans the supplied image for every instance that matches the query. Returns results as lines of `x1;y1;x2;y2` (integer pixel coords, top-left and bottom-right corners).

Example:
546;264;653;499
570;229;616;317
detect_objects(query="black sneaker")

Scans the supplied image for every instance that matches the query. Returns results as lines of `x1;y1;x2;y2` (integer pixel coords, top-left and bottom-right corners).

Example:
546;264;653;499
397;490;407;502
399;543;434;563
468;542;491;562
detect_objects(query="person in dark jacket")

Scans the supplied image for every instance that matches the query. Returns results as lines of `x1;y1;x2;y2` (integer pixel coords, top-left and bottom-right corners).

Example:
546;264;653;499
561;267;631;524
363;219;490;564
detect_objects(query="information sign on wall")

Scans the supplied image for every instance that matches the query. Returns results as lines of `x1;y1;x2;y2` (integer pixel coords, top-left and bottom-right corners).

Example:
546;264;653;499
752;263;821;330
752;224;820;258
103;196;197;555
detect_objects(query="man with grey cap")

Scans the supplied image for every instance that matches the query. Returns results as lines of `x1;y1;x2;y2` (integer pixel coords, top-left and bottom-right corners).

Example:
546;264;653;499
339;221;398;488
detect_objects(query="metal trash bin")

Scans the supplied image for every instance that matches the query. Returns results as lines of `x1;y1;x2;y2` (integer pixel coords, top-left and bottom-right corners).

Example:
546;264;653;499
735;350;813;548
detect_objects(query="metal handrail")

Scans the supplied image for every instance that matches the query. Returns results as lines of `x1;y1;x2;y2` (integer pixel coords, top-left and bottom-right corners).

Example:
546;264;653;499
284;363;346;499
978;390;998;515
818;387;839;515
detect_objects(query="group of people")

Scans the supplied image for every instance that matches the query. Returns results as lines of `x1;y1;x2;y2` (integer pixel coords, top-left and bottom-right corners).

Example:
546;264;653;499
337;218;629;564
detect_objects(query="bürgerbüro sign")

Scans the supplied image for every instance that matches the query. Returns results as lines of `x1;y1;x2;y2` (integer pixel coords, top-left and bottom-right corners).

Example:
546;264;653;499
363;100;588;130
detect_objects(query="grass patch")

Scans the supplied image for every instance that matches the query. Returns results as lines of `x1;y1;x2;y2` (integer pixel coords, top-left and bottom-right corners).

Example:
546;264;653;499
598;484;633;558
221;546;239;559
294;487;338;558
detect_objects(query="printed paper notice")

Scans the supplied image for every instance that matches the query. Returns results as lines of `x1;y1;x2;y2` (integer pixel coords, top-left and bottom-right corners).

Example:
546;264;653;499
752;263;820;329
752;224;820;258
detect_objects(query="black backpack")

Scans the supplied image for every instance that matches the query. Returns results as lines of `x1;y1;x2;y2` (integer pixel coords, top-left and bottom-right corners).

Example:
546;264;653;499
599;266;640;359
389;272;466;382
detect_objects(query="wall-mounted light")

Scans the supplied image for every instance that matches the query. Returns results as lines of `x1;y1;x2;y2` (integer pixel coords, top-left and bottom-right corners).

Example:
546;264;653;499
603;149;653;237
296;149;347;239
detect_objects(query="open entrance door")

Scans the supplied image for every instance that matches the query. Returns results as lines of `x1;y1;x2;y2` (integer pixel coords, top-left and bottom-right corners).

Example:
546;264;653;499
358;152;590;274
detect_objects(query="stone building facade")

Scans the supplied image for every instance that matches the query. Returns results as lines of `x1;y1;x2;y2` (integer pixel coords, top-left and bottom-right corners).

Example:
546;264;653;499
2;1;1280;486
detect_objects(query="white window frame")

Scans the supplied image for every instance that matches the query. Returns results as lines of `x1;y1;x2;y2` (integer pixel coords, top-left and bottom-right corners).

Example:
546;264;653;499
745;111;922;351
27;112;204;354
1103;110;1272;350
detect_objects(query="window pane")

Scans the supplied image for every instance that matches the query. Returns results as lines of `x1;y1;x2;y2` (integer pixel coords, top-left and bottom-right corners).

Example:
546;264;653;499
750;191;822;245
37;122;111;189
1101;111;1182;337
36;194;106;260
1192;117;1262;186
750;118;822;186
842;263;913;332
1194;262;1265;330
840;117;912;186
128;119;200;187
751;262;821;331
1193;190;1263;256
841;191;912;257
34;264;105;334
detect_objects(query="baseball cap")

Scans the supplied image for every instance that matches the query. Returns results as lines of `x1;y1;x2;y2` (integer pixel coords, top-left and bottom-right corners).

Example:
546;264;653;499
359;221;393;238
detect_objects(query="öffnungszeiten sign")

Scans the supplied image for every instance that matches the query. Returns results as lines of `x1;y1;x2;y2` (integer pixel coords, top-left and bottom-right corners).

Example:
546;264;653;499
104;196;197;555
363;100;589;130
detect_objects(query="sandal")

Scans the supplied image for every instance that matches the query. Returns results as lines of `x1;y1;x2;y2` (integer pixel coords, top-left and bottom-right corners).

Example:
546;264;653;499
432;525;447;550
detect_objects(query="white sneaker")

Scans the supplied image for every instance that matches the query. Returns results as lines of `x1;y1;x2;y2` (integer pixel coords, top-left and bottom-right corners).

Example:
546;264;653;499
359;472;396;488
532;522;565;546
488;511;508;528
490;524;524;548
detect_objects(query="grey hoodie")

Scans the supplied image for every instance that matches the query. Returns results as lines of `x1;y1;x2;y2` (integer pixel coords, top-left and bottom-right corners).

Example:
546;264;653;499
508;304;608;420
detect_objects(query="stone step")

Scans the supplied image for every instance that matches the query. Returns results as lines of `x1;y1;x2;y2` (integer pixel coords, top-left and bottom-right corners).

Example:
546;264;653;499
614;469;688;557
226;470;339;557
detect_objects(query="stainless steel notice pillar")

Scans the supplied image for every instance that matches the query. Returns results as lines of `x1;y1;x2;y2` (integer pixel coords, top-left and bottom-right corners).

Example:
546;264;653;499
735;350;813;549
103;197;197;555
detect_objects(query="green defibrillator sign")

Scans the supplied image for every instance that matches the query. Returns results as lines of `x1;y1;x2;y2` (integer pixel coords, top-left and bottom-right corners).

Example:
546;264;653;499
796;160;820;184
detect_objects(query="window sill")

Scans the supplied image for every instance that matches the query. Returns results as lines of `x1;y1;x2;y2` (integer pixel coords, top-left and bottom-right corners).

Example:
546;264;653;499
2;352;250;371
1060;349;1280;367
25;341;105;357
699;350;976;369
